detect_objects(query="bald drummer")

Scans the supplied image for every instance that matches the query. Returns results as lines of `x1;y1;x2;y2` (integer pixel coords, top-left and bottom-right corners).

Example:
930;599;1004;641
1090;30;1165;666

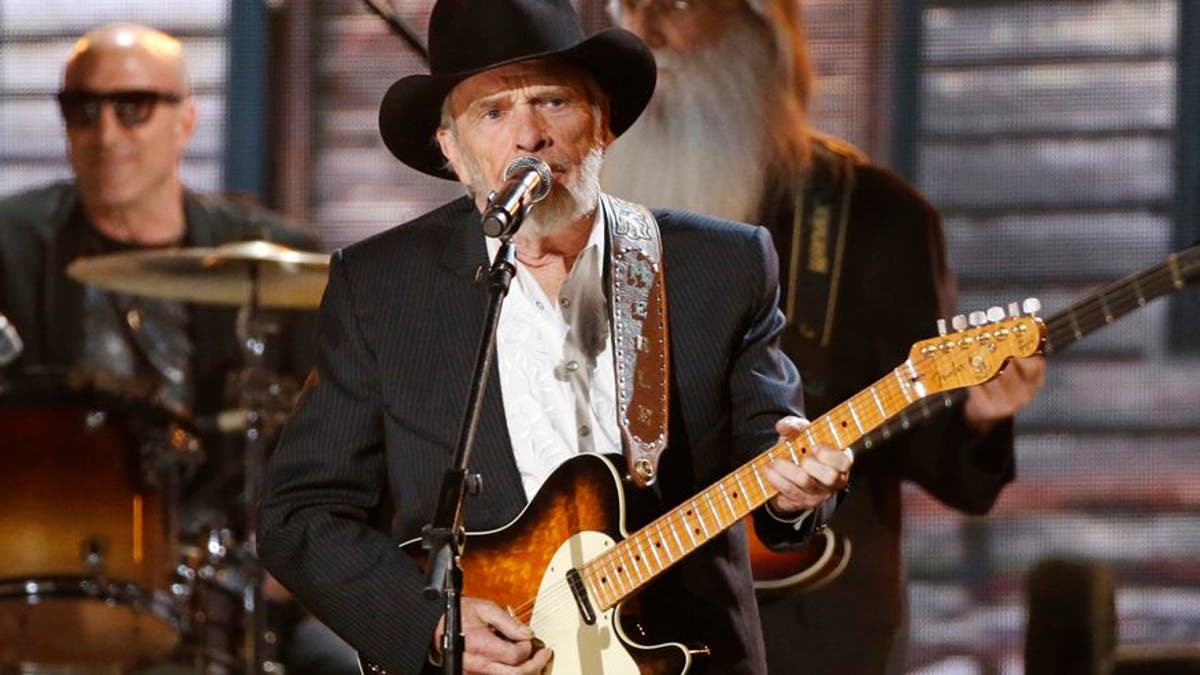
60;23;196;247
0;24;354;673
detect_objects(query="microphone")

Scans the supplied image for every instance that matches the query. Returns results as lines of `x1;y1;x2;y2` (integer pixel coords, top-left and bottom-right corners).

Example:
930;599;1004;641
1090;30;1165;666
0;313;23;366
482;155;553;238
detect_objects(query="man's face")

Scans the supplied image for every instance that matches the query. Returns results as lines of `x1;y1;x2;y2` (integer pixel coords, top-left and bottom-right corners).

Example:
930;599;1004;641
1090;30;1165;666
62;45;195;212
436;59;610;224
614;0;743;61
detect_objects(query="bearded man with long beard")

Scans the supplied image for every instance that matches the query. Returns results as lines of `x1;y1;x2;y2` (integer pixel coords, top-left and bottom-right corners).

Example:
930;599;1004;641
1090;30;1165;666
605;1;1047;673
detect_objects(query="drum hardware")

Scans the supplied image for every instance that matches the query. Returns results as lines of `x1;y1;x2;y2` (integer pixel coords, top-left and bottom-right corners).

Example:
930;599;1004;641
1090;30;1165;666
81;537;106;575
0;312;23;367
173;528;246;674
234;267;288;675
61;242;329;674
83;409;107;430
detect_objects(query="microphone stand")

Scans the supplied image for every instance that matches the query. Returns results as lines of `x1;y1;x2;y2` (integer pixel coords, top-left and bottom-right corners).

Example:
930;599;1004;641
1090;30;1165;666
423;207;528;674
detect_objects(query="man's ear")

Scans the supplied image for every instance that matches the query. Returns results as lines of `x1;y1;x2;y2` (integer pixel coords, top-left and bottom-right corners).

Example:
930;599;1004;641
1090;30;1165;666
176;98;197;147
435;126;464;181
599;98;616;146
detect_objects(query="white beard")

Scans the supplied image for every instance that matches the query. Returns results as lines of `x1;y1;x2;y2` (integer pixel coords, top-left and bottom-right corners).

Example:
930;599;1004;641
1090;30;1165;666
451;130;606;239
602;16;776;224
523;145;604;238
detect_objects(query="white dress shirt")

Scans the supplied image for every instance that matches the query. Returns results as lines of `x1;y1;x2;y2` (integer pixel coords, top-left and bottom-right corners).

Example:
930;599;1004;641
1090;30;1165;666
486;209;621;500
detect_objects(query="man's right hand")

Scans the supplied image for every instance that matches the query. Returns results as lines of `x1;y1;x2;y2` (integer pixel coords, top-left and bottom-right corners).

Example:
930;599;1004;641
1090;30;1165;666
432;596;553;674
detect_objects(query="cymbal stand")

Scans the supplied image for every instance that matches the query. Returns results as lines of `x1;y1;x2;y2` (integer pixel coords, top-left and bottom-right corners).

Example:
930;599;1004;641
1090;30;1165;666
234;261;288;675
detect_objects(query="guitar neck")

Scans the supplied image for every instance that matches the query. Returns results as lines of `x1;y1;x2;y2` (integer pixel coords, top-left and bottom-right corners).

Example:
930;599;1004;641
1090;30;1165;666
850;245;1200;454
578;342;1019;610
1044;246;1198;354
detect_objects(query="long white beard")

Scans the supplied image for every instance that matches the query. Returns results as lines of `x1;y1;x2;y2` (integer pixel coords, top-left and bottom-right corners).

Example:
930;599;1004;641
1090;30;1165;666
602;17;776;224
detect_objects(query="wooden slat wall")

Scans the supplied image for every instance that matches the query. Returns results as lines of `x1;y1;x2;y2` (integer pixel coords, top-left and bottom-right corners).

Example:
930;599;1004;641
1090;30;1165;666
0;2;230;198
906;0;1200;670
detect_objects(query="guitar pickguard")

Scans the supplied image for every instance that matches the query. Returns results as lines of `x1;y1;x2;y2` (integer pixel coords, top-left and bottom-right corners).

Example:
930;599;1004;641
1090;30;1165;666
531;530;638;674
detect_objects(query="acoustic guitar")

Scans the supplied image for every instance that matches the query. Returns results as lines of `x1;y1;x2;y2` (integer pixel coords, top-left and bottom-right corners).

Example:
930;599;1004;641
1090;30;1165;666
749;244;1200;597
360;311;1044;674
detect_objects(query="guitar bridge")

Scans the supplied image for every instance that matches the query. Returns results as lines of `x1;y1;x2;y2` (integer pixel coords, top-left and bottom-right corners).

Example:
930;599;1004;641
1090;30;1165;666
566;568;597;625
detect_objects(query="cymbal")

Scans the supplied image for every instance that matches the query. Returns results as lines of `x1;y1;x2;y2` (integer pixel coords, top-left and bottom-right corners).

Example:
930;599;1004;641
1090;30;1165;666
67;240;330;309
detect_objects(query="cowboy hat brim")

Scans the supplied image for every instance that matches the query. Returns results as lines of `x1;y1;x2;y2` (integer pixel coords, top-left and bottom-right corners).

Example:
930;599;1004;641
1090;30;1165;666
379;28;656;181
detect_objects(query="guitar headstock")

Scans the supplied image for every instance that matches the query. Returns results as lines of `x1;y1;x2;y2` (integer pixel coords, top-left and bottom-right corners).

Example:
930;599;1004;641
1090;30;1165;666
909;300;1045;392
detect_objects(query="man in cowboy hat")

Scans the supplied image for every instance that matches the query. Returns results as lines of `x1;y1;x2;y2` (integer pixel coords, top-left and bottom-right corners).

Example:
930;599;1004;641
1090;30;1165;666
259;1;850;673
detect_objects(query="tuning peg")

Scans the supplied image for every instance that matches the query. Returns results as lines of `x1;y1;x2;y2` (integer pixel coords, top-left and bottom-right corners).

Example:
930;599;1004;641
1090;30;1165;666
1022;297;1042;316
968;310;987;327
936;318;948;336
986;306;1005;323
1008;301;1020;318
951;314;968;331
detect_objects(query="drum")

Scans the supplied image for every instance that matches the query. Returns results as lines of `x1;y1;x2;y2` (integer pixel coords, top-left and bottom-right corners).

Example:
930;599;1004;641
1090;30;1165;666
0;372;198;669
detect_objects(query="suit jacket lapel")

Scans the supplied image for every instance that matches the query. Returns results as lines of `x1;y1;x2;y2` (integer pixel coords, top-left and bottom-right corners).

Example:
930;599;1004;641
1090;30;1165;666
433;204;526;514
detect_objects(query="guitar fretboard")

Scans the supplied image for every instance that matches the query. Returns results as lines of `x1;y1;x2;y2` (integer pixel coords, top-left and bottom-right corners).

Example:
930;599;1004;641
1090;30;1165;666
578;317;1040;610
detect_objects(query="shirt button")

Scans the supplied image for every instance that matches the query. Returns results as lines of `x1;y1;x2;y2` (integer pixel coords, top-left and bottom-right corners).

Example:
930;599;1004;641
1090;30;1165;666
579;425;591;437
565;360;579;372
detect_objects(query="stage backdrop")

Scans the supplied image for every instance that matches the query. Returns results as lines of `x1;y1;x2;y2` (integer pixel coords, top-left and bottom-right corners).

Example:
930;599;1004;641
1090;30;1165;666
1;1;1197;672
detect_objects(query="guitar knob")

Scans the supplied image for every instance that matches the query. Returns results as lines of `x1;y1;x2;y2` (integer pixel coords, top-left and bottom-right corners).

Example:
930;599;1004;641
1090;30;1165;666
936;318;948;336
1022;297;1042;316
951;314;968;331
1007;301;1020;318
986;306;1005;323
968;310;987;327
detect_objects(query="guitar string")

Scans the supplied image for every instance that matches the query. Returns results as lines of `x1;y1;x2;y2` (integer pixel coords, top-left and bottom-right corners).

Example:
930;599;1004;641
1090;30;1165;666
507;326;1027;620
456;266;1197;629
1044;271;1179;348
505;373;957;622
501;312;1061;625
526;267;1193;617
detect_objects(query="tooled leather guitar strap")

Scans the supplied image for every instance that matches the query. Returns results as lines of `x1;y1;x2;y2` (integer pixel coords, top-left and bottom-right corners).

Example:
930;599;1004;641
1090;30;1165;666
600;193;670;488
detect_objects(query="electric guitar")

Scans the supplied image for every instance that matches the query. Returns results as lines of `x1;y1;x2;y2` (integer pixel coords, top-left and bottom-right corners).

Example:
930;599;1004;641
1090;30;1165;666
749;244;1200;597
360;312;1044;674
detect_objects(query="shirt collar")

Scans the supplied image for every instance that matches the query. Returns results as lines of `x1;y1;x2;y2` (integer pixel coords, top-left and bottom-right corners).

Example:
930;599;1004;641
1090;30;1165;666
484;204;607;274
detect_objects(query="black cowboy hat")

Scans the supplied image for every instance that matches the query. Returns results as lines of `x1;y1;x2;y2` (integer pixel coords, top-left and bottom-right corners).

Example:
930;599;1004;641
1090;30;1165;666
378;0;657;180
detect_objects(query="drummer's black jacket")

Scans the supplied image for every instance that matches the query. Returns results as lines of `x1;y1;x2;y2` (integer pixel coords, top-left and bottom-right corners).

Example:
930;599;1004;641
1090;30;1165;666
0;181;318;505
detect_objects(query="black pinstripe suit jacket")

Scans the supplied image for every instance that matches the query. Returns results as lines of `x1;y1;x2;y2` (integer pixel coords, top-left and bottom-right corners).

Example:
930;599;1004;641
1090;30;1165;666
259;195;822;674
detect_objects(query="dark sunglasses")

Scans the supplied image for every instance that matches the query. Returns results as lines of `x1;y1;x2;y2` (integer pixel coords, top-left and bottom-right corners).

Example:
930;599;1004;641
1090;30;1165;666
57;89;183;129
